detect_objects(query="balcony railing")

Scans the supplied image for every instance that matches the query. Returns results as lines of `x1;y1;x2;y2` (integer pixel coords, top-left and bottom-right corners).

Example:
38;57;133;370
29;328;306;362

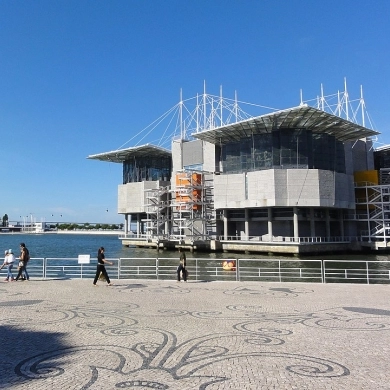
3;258;390;284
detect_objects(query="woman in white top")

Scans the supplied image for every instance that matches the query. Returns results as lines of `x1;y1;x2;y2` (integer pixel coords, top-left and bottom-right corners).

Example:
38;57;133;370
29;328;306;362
0;249;15;281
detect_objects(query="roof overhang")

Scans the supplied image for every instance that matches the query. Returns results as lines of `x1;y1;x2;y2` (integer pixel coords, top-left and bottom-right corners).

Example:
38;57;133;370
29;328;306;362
192;105;379;144
87;144;172;163
374;144;390;153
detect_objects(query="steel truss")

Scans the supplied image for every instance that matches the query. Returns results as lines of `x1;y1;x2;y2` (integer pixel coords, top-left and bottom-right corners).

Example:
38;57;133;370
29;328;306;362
143;171;215;242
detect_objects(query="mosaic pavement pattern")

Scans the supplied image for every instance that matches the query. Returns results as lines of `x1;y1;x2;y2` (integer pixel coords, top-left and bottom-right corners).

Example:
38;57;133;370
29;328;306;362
0;279;389;389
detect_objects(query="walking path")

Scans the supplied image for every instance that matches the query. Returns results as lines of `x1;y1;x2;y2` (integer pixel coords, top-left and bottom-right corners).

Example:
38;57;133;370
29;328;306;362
1;279;389;389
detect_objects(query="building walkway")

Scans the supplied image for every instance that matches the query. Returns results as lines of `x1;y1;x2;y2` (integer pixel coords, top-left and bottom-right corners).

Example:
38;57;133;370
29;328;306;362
0;278;389;389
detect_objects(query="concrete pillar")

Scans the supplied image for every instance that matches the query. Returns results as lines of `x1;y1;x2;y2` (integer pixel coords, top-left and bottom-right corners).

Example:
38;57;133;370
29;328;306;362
137;213;141;236
223;210;228;240
293;206;299;242
267;207;273;242
124;214;129;235
245;209;249;240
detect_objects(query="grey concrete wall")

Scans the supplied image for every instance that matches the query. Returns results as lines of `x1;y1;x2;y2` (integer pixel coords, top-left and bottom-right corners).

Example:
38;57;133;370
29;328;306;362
215;169;354;209
214;173;246;209
317;171;355;209
317;170;335;207
247;170;276;207
203;142;217;172
118;182;144;213
285;170;319;206
172;139;217;174
182;139;203;167
171;139;183;174
118;180;169;214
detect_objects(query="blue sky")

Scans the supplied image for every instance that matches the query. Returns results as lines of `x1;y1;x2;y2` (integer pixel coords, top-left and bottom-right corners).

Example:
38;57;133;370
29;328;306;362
0;0;389;224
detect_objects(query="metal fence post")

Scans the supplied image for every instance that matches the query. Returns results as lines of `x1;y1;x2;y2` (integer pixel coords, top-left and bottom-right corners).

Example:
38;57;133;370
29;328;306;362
156;257;159;280
118;258;121;280
366;261;369;284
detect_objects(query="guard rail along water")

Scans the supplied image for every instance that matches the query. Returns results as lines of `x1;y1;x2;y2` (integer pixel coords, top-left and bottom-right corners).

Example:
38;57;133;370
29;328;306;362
3;258;390;284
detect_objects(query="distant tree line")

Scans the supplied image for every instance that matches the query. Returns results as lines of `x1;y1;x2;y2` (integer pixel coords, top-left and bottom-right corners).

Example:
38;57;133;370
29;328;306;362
53;223;124;230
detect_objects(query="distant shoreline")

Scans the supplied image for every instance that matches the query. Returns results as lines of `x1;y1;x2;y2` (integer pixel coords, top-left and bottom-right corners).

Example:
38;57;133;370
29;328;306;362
56;230;122;235
0;230;123;236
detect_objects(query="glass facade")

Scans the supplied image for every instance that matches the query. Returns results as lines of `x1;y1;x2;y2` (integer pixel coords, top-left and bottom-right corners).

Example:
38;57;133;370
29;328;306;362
374;150;390;170
123;155;172;183
221;129;345;174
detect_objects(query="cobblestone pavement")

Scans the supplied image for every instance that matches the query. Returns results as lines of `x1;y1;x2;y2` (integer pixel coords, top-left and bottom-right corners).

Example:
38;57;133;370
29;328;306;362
0;279;389;389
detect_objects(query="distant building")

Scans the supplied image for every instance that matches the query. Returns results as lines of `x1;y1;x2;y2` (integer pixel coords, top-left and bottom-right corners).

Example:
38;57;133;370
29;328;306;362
88;85;389;254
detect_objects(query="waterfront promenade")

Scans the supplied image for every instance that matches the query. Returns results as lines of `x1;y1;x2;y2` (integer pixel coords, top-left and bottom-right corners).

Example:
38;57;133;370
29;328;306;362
1;279;389;389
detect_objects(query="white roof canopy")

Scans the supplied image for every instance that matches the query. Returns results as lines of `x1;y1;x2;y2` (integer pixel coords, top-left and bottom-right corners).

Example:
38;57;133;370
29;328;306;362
87;144;171;163
192;105;379;144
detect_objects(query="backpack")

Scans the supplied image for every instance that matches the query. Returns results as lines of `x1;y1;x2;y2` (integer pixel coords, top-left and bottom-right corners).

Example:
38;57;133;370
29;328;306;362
24;248;30;262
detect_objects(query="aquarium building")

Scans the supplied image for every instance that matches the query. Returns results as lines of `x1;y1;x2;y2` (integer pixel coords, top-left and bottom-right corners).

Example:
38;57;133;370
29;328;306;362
88;86;389;254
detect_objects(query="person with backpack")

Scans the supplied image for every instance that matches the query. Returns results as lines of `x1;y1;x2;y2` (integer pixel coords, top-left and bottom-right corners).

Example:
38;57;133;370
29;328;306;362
15;242;30;281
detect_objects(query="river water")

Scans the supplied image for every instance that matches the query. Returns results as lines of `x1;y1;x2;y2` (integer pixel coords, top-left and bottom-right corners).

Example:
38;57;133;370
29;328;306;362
0;233;388;261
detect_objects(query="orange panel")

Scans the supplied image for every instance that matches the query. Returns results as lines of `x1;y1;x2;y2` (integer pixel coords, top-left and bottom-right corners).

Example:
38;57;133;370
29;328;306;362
175;173;203;210
354;170;378;185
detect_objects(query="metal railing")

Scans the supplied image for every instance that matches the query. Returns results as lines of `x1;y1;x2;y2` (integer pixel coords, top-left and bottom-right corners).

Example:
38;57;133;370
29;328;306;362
2;258;390;284
323;260;390;284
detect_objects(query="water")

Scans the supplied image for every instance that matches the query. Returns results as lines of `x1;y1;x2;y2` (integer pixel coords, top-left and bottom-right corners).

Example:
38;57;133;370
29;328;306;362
0;233;388;262
0;233;227;260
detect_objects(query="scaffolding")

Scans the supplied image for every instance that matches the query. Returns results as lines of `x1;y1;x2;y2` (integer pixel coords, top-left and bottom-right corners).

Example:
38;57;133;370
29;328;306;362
143;186;170;239
355;169;390;245
143;171;215;242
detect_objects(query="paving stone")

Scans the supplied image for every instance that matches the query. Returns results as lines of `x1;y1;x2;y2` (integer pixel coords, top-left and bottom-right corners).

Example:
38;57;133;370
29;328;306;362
0;279;389;389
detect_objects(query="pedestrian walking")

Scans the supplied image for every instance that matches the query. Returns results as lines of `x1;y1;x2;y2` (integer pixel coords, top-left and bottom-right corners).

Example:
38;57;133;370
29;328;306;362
0;249;15;281
15;243;30;281
93;247;113;286
177;248;187;282
21;243;30;280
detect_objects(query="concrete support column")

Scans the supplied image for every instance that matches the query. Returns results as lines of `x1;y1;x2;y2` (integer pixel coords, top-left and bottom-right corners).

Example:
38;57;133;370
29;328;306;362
310;208;315;238
124;214;129;235
293;207;299;242
325;209;330;239
245;209;249;240
223;210;228;240
137;213;141;236
267;207;273;242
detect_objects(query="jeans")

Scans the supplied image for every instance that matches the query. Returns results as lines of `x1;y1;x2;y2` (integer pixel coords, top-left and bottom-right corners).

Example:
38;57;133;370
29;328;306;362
23;263;30;280
6;263;14;280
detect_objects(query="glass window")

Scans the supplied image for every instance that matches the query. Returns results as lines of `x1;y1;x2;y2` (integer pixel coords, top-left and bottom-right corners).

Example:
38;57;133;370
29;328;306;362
123;155;172;183
220;129;345;174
